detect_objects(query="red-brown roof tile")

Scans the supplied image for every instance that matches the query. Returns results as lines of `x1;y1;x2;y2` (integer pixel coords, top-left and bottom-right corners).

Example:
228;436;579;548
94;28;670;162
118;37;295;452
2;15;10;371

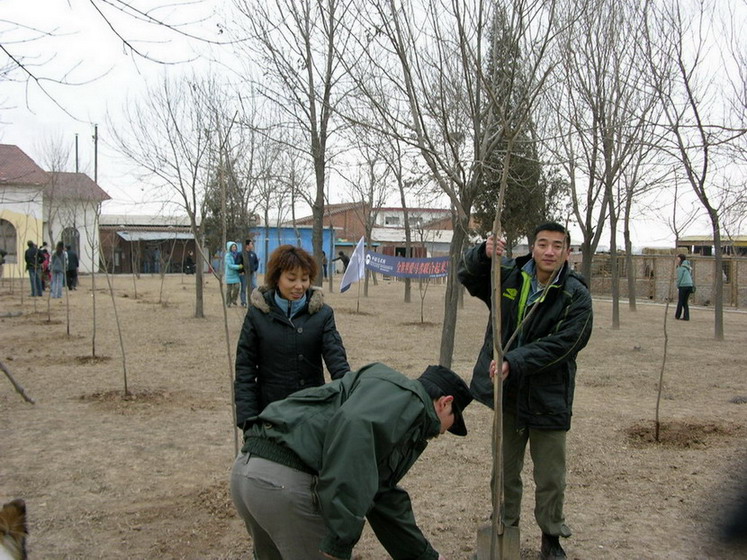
47;172;111;201
0;144;49;186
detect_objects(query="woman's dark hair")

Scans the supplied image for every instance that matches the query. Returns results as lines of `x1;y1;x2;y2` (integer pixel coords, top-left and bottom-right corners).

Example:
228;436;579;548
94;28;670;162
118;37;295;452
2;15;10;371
265;245;318;289
55;241;65;255
677;253;687;263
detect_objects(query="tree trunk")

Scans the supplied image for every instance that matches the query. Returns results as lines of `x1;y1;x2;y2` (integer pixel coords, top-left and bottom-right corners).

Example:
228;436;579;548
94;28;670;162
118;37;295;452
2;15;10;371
580;238;594;284
312;139;326;287
709;213;724;340
608;199;620;329
194;233;206;318
438;223;468;368
399;184;412;304
623;203;637;311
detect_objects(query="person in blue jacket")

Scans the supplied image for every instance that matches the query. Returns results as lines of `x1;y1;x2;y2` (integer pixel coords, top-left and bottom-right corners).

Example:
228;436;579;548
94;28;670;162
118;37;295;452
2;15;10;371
675;253;694;321
224;242;242;307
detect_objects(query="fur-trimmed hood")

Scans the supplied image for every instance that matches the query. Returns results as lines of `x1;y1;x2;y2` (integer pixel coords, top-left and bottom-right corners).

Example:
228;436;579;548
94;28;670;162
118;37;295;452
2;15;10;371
250;285;326;315
234;283;350;430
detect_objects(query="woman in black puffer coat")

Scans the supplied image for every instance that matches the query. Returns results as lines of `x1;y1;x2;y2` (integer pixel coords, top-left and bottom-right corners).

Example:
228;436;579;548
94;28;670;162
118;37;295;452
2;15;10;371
234;245;350;432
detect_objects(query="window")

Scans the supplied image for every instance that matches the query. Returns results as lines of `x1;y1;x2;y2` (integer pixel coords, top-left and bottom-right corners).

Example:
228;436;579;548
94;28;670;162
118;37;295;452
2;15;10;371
385;216;400;226
62;227;80;255
0;219;17;260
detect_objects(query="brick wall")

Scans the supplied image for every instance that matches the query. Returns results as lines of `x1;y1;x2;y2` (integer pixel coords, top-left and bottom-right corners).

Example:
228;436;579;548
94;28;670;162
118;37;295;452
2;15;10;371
587;254;746;308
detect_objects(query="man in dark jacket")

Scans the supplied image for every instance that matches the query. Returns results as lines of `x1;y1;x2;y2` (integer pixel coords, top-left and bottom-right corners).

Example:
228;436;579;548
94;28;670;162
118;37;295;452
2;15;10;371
65;245;79;290
237;239;260;307
230;362;473;560
458;222;593;560
332;250;350;271
24;240;43;297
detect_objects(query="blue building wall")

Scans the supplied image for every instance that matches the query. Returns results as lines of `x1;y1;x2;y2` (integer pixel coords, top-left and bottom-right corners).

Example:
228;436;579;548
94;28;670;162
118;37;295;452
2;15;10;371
248;226;335;275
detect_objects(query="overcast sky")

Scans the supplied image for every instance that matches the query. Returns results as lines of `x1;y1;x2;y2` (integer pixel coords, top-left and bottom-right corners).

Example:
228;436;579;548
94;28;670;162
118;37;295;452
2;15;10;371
1;0;224;214
1;0;725;248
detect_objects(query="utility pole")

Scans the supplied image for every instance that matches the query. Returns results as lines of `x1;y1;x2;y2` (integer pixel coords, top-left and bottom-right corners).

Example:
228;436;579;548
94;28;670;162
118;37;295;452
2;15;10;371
93;125;98;183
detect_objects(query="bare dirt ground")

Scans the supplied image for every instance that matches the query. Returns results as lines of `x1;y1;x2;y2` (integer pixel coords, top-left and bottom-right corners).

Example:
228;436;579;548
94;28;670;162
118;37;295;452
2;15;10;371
1;273;746;560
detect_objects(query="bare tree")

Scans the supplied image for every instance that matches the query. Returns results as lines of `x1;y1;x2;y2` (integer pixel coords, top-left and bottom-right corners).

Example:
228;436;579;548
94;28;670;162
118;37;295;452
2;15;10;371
37;135;72;245
38;136;72;322
229;0;354;284
347;0;565;367
79;197;103;358
339;137;391;296
643;0;745;340
722;3;747;251
98;240;130;396
384;146;432;304
111;74;226;319
338;69;432;303
1;2;226;116
619;157;672;311
555;0;661;327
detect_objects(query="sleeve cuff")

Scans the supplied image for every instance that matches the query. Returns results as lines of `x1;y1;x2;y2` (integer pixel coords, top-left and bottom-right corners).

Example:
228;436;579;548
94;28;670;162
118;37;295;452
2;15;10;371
478;241;491;264
320;534;355;560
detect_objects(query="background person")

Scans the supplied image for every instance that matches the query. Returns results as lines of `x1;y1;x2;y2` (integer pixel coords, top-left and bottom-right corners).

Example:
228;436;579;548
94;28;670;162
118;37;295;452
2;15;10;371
24;240;43;297
675;253;694;321
65;245;79;290
458;222;593;560
230;362;473;560
183;251;195;275
224;242;242;307
332;250;349;272
237;238;260;307
40;241;50;292
50;241;67;299
234;244;349;434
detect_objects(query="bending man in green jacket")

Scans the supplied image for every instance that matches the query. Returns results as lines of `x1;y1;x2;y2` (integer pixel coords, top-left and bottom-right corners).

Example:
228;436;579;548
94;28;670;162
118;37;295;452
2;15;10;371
230;362;473;560
458;222;593;560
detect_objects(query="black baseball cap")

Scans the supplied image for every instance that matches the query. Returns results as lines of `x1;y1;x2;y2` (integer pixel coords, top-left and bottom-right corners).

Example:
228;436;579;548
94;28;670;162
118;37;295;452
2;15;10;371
418;365;473;436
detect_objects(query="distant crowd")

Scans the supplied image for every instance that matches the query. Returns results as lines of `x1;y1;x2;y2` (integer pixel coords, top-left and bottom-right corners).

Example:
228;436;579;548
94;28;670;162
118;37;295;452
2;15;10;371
23;240;79;298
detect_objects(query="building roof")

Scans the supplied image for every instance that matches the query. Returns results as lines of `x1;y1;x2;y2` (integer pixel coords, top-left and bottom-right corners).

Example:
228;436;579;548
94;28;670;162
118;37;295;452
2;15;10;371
0;144;49;186
678;235;747;247
117;231;194;242
379;206;452;214
371;226;455;244
290;202;362;225
290;203;455;226
48;172;110;201
100;214;195;228
0;145;110;203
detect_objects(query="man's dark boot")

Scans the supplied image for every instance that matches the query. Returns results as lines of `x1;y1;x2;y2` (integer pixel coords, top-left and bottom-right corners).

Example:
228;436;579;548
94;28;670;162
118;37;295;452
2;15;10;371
540;533;567;560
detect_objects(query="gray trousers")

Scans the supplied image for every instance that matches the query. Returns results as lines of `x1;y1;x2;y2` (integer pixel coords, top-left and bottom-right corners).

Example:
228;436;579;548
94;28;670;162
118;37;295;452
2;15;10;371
230;453;328;560
502;413;571;537
226;283;240;306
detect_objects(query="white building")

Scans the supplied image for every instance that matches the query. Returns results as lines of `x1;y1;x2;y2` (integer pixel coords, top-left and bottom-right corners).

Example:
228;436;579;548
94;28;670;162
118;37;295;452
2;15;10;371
0;144;110;277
